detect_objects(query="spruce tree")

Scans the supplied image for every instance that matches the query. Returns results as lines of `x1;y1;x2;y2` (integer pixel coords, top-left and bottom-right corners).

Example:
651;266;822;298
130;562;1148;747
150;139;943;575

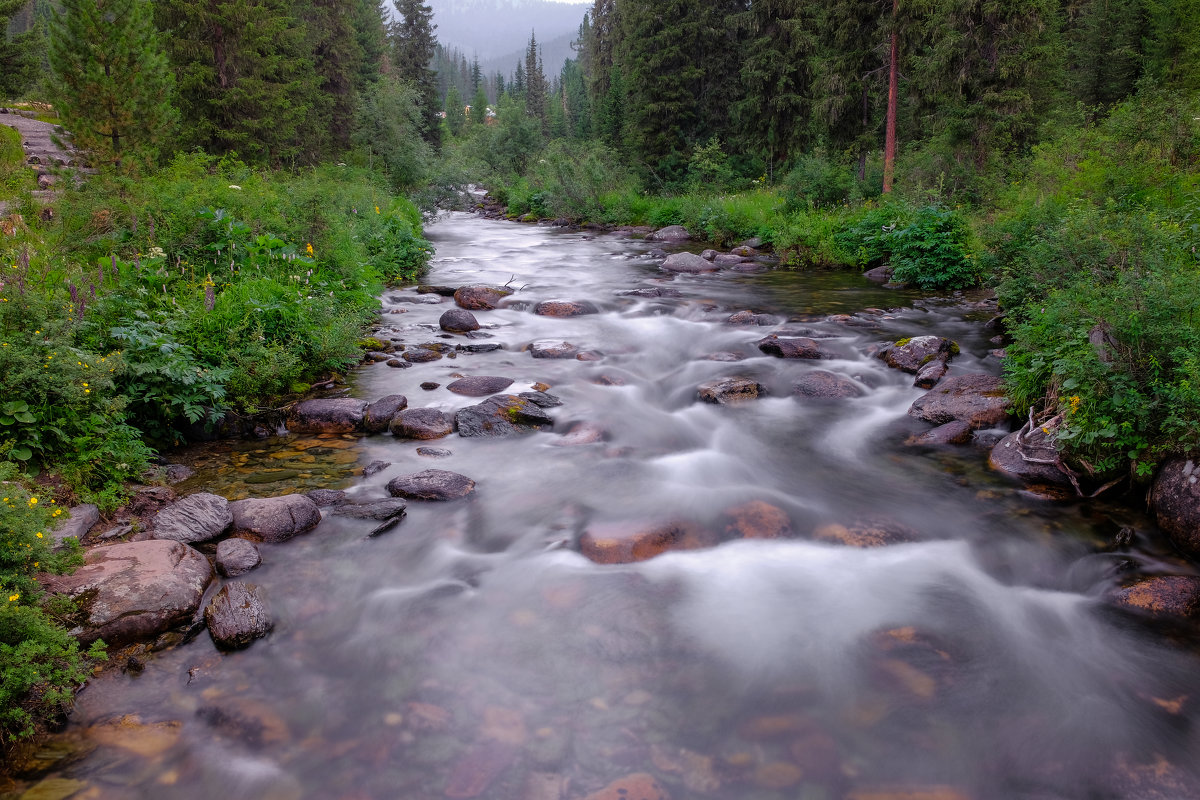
0;0;41;99
470;85;489;126
50;0;176;166
445;85;465;135
524;32;548;131
391;0;441;147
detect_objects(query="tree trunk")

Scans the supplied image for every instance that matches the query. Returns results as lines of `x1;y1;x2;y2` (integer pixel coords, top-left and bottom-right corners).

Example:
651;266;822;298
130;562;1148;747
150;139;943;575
882;0;898;194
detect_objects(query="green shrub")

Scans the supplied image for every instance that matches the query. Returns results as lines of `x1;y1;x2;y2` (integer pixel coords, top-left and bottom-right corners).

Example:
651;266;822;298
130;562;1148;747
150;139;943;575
782;151;863;210
887;205;979;289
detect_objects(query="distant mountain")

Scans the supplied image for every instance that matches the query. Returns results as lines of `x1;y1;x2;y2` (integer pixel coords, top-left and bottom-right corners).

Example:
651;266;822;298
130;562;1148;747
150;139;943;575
427;0;587;67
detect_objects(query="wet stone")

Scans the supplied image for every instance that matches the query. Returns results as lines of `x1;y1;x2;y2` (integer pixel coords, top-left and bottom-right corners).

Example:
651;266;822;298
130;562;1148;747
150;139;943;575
579;520;718;564
723;500;793;540
713;253;750;266
697;377;766;405
416;447;453;458
332;498;408;520
447;376;515;397
617;287;682;298
989;429;1072;486
286;398;368;434
646;225;691;242
529;340;579;359
908;373;1009;429
757;335;828;360
662;252;719;273
460;342;503;353
387;469;476;501
909;421;974;446
518;391;564;408
552;421;606;446
813;517;921;548
456;395;554;438
205;582;273;651
305;489;346;507
216;539;262;577
455;285;513;311
418;284;458;296
915;359;950;389
387;359;409;368
362;460;392;477
1108;576;1200;619
703;351;747;362
793;370;864;399
582;773;671;800
152;493;232;544
229;494;321;544
363;394;408;434
534;300;600;317
403;347;442;363
1150;457;1200;558
440;308;481;333
421;382;441;390
727;311;776;326
880;336;957;374
390;408;454;440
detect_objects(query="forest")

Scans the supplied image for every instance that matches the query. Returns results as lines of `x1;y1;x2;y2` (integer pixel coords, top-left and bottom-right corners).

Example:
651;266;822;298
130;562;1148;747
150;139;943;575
0;0;1197;757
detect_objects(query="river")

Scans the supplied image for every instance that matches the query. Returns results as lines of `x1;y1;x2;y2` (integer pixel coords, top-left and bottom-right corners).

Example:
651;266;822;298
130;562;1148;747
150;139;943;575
12;212;1200;800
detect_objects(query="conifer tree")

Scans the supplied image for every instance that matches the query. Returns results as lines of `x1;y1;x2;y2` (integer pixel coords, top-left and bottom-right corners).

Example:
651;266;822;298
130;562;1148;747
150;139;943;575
445;85;465;135
524;32;548;131
50;0;176;166
391;0;440;146
471;85;489;126
0;0;41;99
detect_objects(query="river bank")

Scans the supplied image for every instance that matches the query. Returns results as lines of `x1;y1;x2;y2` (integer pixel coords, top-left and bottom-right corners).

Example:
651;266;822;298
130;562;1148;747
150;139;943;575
7;212;1200;800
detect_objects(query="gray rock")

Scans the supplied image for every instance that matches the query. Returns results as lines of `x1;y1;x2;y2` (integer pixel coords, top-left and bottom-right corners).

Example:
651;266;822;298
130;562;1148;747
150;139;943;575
792;371;864;399
403;347;442;363
389;407;454;440
333;498;409;520
646;225;691;242
697;378;765;405
909;374;1009;429
99;524;134;540
914;359;950;389
1151;457;1200;557
456;395;555;438
363;394;408;434
38;540;213;647
216;539;262;577
518;391;564;408
879;336;957;374
617;287;683;299
662;252;718;274
534;300;600;317
727;311;776;326
757;335;828;360
417;285;459;296
459;343;504;353
416;447;453;458
863;266;893;282
420;382;440;390
305;489;347;507
152;493;232;544
909;421;974;446
286;398;368;434
700;249;719;260
440;308;481;333
988;428;1072;485
529;340;580;359
447;376;515;397
387;469;476;501
713;254;750;266
229;495;321;544
52;503;99;547
454;285;513;311
362;460;392;477
205;582;273;650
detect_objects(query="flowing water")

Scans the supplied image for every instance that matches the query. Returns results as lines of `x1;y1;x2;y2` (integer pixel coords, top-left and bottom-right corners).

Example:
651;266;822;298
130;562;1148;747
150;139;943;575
12;213;1200;800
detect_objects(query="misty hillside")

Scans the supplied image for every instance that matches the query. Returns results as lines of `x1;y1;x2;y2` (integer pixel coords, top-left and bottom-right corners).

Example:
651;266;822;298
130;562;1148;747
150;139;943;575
428;0;586;62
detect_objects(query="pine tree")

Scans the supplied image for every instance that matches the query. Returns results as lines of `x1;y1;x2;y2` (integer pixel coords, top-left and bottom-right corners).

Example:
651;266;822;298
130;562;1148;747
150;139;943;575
470;84;488;126
0;0;41;98
302;0;362;152
50;0;176;166
524;31;547;130
445;85;465;135
1065;0;1147;107
470;55;483;92
391;0;441;147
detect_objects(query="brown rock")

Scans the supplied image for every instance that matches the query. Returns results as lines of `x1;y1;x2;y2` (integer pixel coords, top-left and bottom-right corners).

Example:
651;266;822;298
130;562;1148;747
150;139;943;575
229;494;321;544
813;517;921;548
579;520;718;564
988;429;1072;486
440;308;481;333
363;394;408;434
757;335;827;360
908;374;1009;429
386;469;476;501
447;376;515;397
205;581;273;650
582;773;671;800
286;398;368;434
879;336;956;374
534;300;599;317
38;540;213;646
403;347;442;363
390;407;454;440
724;500;793;539
752;762;804;790
727;311;776;326
455;286;513;311
697;377;765;405
1108;576;1200;619
793;371;864;399
914;359;949;389
1150;457;1200;557
846;788;973;800
444;741;518;799
529;340;580;359
456;395;554;437
908;421;974;446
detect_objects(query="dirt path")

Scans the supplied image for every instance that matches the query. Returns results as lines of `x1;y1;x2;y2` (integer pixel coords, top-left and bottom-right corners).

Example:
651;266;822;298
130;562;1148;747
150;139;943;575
0;107;80;216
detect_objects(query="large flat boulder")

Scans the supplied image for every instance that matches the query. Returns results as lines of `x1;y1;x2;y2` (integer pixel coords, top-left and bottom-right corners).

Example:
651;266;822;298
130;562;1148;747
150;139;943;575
757;335;828;360
879;336;957;374
363;394;408;434
52;503;99;547
662;252;718;274
534;300;599;317
387;469;476;501
456;395;554;437
989;428;1072;486
454;286;513;311
286;398;368;434
1107;576;1200;620
39;540;213;646
447;376;515;397
229;494;321;544
390;407;454;440
152;493;232;544
792;371;864;399
908;374;1009;429
697;377;765;405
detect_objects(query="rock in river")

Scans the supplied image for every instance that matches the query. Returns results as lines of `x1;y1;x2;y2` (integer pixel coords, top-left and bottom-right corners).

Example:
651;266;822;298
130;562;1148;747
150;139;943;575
879;335;957;374
456;395;554;437
455;285;512;311
363;394;408;434
1150;457;1200;557
387;469;476;501
908;373;1009;429
534;300;599;317
662;252;718;274
757;335;828;360
39;540;213;646
205;582;273;650
216;539;262;577
646;225;691;242
229;494;322;544
529;340;580;359
447;376;515;397
792;371;863;399
989;428;1072;486
152;492;233;544
579;520;717;564
332;498;408;520
697;377;765;405
390;407;454;440
1108;576;1200;620
813;517;921;548
286;398;368;434
440;308;481;333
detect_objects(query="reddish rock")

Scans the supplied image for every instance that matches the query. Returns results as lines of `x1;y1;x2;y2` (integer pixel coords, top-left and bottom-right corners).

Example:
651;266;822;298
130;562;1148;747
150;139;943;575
534;300;599;317
988;428;1072;486
454;286;513;311
908;421;974;446
697;377;765;405
205;581;273;650
908;374;1009;429
757;335;828;360
286;398;368;434
390;408;454;440
914;359;949;389
813;517;921;548
724;500;793;540
1108;576;1200;619
444;741;518;799
579;520;717;564
582;773;671;800
793;371;863;399
39;540;213;646
529;340;580;359
1150;457;1200;557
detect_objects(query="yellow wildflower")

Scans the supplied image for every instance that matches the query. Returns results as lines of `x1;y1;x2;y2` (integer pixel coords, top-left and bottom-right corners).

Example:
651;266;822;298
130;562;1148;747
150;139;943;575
36;532;43;538
306;243;314;256
7;594;17;603
28;497;37;506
